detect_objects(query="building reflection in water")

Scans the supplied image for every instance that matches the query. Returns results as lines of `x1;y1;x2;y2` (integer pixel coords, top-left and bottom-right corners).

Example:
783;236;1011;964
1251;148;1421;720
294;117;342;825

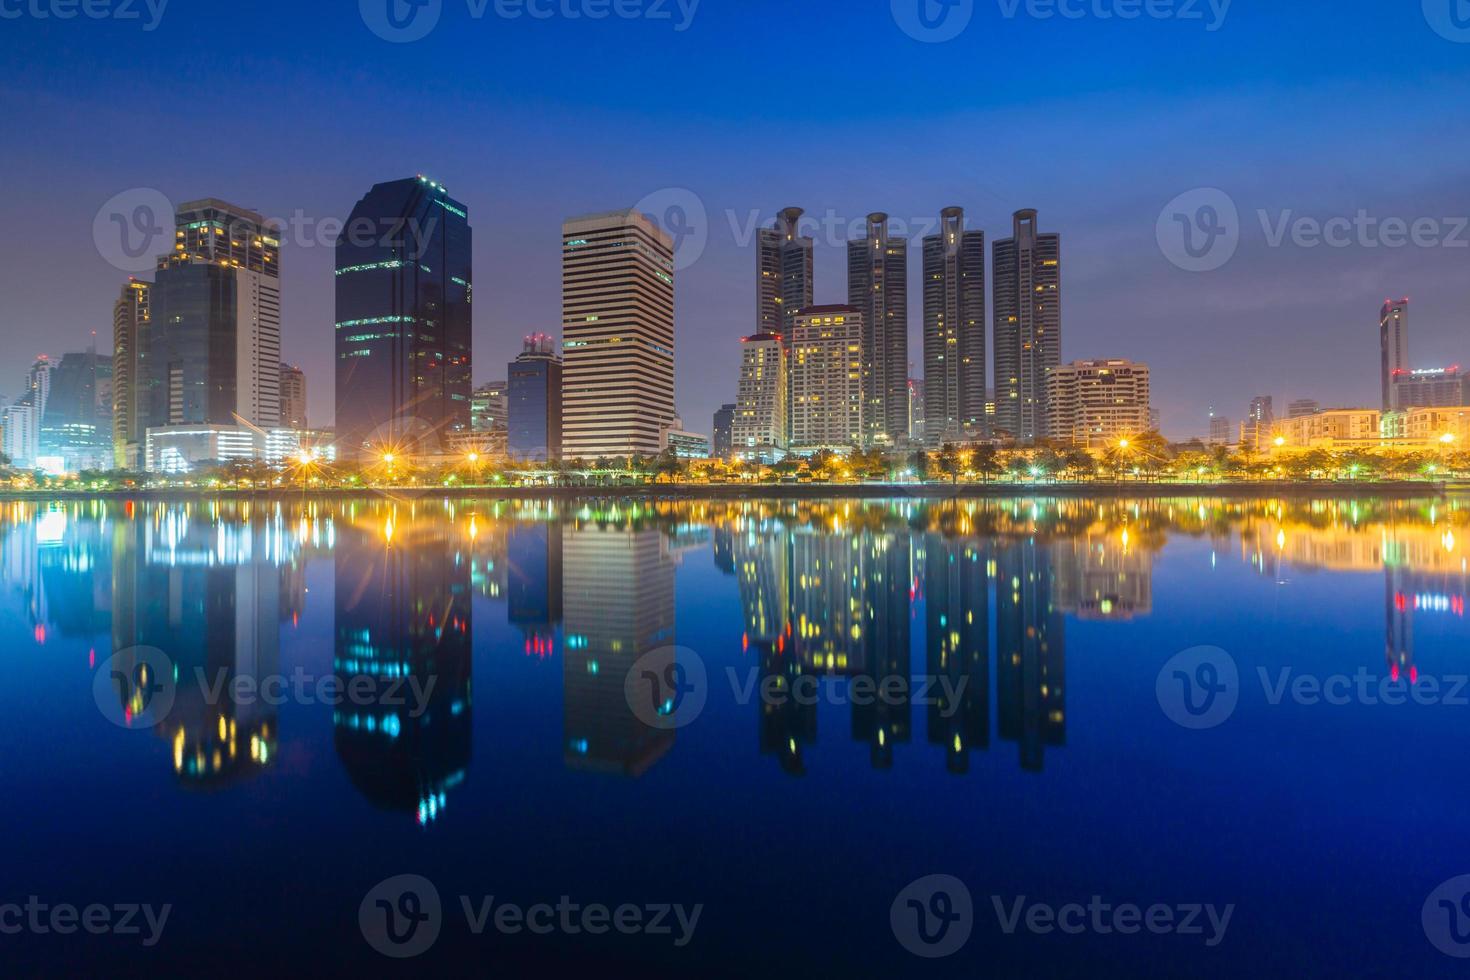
333;503;472;827
924;535;989;774
507;520;562;660
997;539;1067;772
562;524;677;777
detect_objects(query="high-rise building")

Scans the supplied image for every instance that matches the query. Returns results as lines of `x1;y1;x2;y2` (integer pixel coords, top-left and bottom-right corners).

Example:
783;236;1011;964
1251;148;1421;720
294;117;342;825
922;206;986;446
907;377;925;444
112;278;150;468
507;334;563;461
471;381;508;433
1380;298;1410;412
732;332;787;459
847;213;908;446
1243;395;1274;448
562;210;675;460
712;403;736;458
334;176;472;460
1044;359;1151;448
40;350;112;471
1;356;51;468
993;209;1062;443
279;363;307;429
145;199;283;433
1208;412;1233;446
789;305;864;452
757;207;814;336
1392;366;1467;409
1288;398;1320;419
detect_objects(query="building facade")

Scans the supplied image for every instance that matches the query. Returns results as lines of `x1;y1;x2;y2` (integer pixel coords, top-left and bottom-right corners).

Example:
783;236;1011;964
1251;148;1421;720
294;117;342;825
922;206;986;446
1381;299;1410;412
847;213;908;446
562;210;676;460
757;207;814;336
788;305;864;453
1278;408;1381;448
112;278;150;468
1044;359;1151;448
1288;398;1320;419
279;363;307;429
507;334;563;462
732;332;787;460
1392;367;1466;409
334;176;473;460
39;350;112;472
712;403;735;458
993;209;1061;443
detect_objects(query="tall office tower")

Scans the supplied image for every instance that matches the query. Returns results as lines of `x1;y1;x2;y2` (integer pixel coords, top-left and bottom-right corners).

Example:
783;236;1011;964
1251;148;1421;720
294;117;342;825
788;305;865;452
562;210;675;460
334;176;472;460
732;332;787;459
757;207;815;335
996;538;1066;773
279;363;307;429
993;209;1062;443
40;350;112;470
711;403;736;458
1288;398;1320;419
1044;359;1151;447
562;526;676;777
112;279;150;468
1380;298;1409;412
847;213;909;446
1208;413;1233;445
507;334;564;461
145;199;282;432
922;206;986;446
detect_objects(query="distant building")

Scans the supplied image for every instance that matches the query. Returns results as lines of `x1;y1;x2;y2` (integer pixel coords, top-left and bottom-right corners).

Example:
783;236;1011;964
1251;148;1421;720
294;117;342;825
562;209;675;460
757;207;813;336
847;213;908;446
507;334;563;462
1278;408;1381;448
662;425;711;460
789;305;864;453
732;333;787;460
146;424;261;473
112;278;150;468
1288;398;1320;419
1381;407;1470;445
712;403;736;458
1380;298;1410;412
908;378;925;445
39;350;112;472
279;363;307;429
334;176;472;460
1208;413;1233;446
1242;395;1275;449
1044;359;1151;448
472;381;508;433
993;209;1061;443
922;206;985;446
1392;367;1466;410
2;356;51;469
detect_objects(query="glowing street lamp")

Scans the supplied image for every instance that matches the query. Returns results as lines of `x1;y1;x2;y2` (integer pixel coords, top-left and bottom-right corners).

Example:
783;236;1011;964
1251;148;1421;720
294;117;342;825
1440;433;1457;445
1274;436;1287;448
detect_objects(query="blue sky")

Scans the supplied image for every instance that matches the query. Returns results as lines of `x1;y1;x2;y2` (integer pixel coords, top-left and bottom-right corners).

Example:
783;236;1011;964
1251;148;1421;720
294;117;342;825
2;0;1468;437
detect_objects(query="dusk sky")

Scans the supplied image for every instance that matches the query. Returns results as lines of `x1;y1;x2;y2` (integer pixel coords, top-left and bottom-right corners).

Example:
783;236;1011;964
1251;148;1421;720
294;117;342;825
3;0;1468;438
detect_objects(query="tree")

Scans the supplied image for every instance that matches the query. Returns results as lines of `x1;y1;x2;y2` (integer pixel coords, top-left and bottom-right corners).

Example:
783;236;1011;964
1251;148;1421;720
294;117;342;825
1064;449;1096;482
936;444;963;484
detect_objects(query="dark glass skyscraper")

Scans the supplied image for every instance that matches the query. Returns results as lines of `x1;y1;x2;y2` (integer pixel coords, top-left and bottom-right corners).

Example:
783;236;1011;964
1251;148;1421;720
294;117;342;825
922;206;986;446
993;208;1061;443
507;334;563;461
334;176;472;460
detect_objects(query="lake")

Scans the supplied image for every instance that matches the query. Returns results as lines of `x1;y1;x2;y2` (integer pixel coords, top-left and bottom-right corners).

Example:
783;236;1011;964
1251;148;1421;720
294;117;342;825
3;494;1469;976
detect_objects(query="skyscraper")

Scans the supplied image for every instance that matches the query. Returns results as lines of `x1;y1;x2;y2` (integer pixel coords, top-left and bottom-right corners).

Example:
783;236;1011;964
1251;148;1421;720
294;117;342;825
847;213;909;446
732;332;787;459
279;363;307;429
1380;298;1409;412
712;403;736;458
757;207;814;335
334;176;472;460
993;209;1061;443
145;199;282;432
507;334;563;461
561;210;675;460
789;305;864;452
112;278;150;468
1;356;51;468
40;350;112;470
922;206;986;446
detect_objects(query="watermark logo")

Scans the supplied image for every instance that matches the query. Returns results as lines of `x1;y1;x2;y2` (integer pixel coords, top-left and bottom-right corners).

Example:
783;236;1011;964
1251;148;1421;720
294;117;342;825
635;187;708;272
1424;0;1470;43
360;0;443;42
996;0;1231;31
1156;188;1239;272
360;874;443;959
891;0;974;43
992;896;1234;945
624;646;707;729
93;646;176;729
93;188;173;274
1424;875;1470;957
0;899;171;946
891;874;973;958
1157;646;1239;729
0;0;169;31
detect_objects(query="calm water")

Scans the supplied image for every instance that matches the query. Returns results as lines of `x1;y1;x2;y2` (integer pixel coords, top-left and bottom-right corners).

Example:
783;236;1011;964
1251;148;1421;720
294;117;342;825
3;494;1470;977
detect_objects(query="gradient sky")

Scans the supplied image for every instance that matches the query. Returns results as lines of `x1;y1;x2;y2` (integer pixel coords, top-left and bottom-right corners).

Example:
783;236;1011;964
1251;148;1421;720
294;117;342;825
2;0;1468;439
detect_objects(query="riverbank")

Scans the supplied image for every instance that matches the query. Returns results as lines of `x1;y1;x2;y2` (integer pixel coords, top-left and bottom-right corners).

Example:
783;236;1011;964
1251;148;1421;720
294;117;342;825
0;480;1458;502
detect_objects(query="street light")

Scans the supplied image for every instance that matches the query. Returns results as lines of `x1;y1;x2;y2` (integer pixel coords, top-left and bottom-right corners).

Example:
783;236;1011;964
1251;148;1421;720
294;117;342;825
1274;436;1286;448
1441;433;1457;445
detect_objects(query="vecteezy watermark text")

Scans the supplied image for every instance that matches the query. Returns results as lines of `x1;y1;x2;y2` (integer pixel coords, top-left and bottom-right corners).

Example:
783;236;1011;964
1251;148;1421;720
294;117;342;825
991;896;1234;946
360;0;699;43
0;0;167;30
891;0;1229;42
0;899;171;947
359;875;701;958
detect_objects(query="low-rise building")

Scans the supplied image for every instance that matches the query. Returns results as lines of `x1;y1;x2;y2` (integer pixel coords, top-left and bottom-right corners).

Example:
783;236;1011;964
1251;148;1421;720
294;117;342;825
1044;359;1151;448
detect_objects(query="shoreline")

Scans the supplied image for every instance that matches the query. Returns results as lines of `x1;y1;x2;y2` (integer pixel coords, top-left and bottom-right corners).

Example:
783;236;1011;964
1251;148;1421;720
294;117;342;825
0;480;1456;501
